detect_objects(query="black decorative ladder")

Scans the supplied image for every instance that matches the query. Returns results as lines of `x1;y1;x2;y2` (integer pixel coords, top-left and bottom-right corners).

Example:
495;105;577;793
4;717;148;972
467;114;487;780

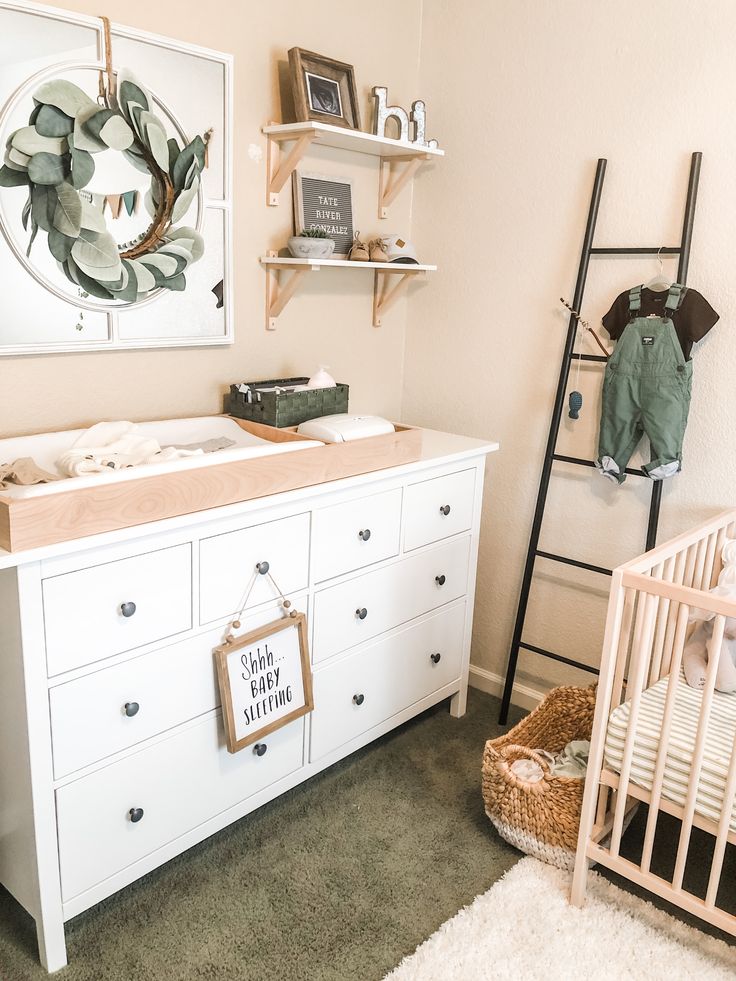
498;152;702;725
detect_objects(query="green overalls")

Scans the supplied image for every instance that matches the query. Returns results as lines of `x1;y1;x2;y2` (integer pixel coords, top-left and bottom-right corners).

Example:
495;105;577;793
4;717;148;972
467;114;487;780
596;283;692;484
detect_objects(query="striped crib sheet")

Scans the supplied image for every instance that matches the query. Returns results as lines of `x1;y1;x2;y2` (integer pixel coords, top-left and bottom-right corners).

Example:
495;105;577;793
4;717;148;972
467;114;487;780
605;672;736;832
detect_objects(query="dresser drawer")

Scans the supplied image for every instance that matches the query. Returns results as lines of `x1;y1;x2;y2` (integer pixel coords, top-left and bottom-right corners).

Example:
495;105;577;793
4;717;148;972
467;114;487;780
43;544;193;677
404;468;476;551
49;596;304;779
312;488;402;583
199;513;310;624
312;535;470;663
56;713;304;901
310;602;466;761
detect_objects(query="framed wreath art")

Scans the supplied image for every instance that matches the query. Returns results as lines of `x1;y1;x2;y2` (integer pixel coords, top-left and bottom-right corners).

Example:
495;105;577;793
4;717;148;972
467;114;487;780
0;32;206;302
0;4;233;355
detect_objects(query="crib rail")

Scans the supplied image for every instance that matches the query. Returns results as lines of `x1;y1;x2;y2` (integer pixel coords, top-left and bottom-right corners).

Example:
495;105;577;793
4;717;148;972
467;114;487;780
622;508;736;578
571;507;736;937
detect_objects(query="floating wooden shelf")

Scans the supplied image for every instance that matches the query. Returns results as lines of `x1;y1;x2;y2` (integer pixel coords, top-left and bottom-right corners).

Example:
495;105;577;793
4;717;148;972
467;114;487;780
262;121;445;158
260;257;437;271
260;254;436;330
263;121;444;217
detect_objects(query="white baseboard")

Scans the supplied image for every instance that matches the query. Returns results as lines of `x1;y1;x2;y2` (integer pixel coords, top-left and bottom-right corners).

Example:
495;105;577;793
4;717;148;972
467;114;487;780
468;664;544;713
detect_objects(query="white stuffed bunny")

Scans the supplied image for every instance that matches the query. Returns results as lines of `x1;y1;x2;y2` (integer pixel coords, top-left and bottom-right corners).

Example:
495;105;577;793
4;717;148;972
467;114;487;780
683;615;736;693
683;539;736;693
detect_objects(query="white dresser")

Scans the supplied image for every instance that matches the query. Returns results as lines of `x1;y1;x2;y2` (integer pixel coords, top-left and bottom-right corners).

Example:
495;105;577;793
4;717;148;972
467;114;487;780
0;428;497;972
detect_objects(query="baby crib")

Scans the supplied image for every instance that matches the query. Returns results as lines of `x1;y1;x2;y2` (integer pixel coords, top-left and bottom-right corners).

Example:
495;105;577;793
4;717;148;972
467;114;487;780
571;509;736;936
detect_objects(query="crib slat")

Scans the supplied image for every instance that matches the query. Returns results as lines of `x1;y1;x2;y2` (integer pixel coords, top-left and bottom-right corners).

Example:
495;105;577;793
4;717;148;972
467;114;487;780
672;614;727;892
571;569;631;906
700;532;718;592
691;536;708;591
640;602;691;873
660;549;688;677
612;589;636;709
710;526;728;589
623;570;660;702
705;726;736;908
593;784;609;838
649;556;675;684
683;542;699;590
609;589;659;857
621;577;648;701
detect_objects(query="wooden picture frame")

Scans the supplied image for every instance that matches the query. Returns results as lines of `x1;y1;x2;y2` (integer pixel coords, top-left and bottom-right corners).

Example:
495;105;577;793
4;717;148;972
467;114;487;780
293;170;354;257
214;612;313;753
288;47;361;130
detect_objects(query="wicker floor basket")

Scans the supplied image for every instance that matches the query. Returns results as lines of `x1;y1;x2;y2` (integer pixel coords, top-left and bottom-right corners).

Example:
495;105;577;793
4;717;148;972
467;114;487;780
482;685;596;870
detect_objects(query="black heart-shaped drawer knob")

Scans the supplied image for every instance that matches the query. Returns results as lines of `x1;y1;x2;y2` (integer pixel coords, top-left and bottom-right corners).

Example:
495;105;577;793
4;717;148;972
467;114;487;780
124;701;140;718
129;807;144;823
254;743;268;757
353;693;365;706
430;652;441;664
355;607;368;620
256;560;270;575
440;505;451;516
120;601;137;618
358;528;371;541
435;575;446;586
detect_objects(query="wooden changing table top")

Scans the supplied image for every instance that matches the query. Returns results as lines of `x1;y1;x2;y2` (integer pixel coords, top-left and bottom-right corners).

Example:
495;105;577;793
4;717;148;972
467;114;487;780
0;417;498;563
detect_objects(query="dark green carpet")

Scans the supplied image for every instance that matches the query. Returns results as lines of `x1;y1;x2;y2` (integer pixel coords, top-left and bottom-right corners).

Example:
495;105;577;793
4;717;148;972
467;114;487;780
3;689;732;980
0;690;525;981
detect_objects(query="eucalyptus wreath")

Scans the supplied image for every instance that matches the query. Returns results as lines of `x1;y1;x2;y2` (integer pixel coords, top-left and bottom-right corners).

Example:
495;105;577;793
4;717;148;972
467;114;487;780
0;71;206;302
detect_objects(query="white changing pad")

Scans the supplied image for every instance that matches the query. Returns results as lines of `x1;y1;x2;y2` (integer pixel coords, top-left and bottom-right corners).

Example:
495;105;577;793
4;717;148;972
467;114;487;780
605;671;736;832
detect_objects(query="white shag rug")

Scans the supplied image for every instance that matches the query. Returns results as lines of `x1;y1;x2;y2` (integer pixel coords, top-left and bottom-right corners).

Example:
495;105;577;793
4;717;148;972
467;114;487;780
385;858;735;980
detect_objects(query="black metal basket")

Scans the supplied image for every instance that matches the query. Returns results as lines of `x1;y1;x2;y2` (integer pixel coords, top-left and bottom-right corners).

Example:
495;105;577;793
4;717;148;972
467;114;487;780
226;377;349;428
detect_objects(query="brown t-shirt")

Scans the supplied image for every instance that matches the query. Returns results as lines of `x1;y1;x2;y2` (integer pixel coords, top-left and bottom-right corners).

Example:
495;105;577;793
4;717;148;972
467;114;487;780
602;286;719;359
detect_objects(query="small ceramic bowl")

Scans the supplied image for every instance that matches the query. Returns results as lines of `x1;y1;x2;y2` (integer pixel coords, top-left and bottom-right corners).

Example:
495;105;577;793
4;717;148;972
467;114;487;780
287;236;336;259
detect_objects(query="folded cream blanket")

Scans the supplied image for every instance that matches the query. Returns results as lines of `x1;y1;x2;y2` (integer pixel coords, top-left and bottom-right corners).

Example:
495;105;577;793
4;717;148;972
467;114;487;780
56;421;203;477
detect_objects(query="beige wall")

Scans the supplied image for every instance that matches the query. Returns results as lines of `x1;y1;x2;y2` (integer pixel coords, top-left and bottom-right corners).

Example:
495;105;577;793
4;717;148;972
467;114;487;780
409;0;736;696
1;0;423;435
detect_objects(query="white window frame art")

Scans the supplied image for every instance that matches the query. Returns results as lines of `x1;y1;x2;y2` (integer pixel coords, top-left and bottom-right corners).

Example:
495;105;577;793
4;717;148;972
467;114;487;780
0;0;234;356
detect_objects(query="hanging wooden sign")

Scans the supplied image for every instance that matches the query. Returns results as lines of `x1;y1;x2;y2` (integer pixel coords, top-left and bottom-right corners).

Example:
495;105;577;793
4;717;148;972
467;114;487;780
215;613;313;753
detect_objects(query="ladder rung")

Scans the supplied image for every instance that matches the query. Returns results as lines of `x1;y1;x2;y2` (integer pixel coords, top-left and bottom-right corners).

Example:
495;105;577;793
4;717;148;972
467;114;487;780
519;642;600;675
570;353;607;363
552;454;647;478
535;550;612;576
589;246;681;255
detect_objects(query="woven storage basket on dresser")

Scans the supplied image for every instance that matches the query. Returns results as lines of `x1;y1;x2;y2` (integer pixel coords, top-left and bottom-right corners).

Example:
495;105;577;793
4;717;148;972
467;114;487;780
226;378;349;428
482;685;596;870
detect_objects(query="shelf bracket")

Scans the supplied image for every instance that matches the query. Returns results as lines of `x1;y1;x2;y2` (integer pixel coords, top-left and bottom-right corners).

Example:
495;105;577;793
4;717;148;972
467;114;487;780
378;154;429;219
264;253;318;330
266;124;317;206
372;269;424;327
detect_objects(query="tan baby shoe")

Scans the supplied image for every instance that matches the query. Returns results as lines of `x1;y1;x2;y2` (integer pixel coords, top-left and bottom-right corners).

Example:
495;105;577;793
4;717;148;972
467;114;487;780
348;232;369;261
369;238;389;262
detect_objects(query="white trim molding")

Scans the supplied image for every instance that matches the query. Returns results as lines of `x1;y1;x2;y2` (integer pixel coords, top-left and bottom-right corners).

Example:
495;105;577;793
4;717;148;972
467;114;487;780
468;664;544;713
